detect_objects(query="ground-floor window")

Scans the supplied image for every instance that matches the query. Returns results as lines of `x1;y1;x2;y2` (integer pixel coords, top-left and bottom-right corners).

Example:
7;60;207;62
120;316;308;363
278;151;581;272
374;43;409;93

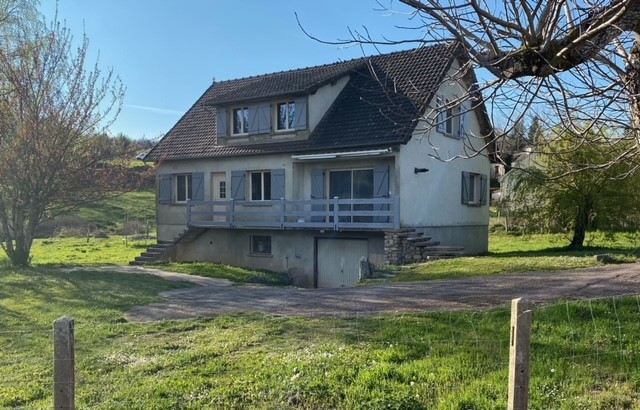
175;174;192;203
461;171;488;206
250;235;272;255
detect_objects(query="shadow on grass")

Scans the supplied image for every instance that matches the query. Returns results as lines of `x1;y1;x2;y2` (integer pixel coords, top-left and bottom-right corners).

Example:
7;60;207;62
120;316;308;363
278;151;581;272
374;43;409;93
486;245;640;260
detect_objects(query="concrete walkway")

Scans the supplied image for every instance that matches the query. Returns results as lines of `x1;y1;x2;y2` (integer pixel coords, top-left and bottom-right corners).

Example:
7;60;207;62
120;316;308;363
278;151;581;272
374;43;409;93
112;263;640;322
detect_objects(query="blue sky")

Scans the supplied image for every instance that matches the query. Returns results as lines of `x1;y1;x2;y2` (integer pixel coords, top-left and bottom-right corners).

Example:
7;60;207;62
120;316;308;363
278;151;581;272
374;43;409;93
41;1;420;140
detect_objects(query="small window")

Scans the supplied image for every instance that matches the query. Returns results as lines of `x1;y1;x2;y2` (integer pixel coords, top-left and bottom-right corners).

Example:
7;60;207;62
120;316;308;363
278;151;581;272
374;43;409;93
461;172;487;206
276;101;296;131
175;174;192;203
250;171;271;201
219;181;226;199
437;96;461;138
251;235;272;255
232;107;249;135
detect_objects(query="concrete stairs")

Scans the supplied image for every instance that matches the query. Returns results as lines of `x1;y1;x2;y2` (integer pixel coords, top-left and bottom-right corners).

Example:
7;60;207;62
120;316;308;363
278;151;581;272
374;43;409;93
393;229;465;262
129;241;174;266
129;227;207;266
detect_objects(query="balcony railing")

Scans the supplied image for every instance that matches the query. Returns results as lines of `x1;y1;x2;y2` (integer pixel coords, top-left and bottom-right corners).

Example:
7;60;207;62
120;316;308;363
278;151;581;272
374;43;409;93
187;197;400;231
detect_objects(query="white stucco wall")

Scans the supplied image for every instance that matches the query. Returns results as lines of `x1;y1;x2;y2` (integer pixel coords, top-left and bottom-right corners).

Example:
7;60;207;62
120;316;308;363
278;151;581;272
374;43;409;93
395;62;491;252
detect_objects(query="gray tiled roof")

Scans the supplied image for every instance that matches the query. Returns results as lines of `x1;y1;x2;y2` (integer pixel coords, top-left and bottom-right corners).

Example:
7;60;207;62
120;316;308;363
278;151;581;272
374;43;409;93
147;42;468;162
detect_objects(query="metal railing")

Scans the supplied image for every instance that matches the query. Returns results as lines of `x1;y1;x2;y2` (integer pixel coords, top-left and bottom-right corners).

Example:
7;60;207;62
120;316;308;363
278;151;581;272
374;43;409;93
187;197;400;231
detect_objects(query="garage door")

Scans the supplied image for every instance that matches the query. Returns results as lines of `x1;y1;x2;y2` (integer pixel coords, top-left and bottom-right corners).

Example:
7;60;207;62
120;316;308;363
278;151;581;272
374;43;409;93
317;238;368;288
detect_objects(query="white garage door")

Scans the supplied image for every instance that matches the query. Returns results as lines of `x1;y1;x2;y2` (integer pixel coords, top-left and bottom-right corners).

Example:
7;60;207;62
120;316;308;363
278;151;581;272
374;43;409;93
317;239;368;288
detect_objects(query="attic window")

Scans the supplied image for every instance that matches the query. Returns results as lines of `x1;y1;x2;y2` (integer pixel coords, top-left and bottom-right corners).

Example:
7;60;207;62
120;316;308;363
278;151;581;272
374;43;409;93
232;107;249;135
276;101;296;131
437;96;461;138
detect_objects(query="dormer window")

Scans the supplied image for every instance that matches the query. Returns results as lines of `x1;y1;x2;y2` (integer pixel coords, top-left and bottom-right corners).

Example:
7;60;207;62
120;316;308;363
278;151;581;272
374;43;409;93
276;101;296;131
232;107;249;135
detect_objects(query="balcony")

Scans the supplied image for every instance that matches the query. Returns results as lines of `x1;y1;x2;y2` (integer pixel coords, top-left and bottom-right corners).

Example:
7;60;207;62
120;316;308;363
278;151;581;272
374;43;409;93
187;197;400;231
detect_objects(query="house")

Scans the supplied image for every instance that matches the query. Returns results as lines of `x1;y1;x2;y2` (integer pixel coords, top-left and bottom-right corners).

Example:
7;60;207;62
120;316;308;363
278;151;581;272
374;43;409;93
143;42;494;288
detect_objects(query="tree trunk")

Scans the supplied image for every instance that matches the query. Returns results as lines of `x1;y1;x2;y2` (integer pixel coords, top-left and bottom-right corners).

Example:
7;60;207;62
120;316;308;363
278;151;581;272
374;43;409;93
570;198;593;248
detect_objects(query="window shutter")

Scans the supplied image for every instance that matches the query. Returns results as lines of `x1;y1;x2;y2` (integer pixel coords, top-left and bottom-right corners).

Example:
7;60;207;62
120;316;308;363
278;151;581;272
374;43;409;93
461;171;470;204
248;105;259;135
192;172;204;201
310;168;325;222
436;96;446;133
258;103;271;134
373;165;390;222
216;107;227;138
480;174;488;206
459;99;470;138
294;97;307;130
231;171;245;200
271;168;285;199
158;174;171;204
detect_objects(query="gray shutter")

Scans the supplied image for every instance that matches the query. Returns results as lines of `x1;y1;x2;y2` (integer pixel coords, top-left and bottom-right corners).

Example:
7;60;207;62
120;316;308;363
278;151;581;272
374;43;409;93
258;103;271;134
294;97;307;130
249;103;271;134
459;99;470;138
248;105;259;135
192;172;204;201
461;171;470;204
158;174;171;204
373;165;390;222
310;168;325;222
231;171;245;200
436;96;446;133
216;107;227;138
271;169;285;199
480;174;488;206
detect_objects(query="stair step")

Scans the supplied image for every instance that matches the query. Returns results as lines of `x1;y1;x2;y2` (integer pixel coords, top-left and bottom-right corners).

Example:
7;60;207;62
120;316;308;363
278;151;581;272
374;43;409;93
406;236;433;243
135;256;157;262
141;251;163;258
423;245;464;252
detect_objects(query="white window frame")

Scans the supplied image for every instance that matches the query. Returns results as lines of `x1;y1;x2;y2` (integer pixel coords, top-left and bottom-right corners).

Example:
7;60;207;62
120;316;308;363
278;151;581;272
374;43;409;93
275;100;296;131
219;181;226;199
232;106;249;135
175;174;192;204
250;170;272;201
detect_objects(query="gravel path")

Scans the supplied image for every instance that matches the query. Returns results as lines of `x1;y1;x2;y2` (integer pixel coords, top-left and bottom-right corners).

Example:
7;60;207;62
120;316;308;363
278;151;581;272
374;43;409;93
118;263;640;322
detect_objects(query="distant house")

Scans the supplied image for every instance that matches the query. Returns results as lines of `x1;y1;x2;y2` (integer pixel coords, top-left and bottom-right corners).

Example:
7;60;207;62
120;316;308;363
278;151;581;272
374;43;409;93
144;42;494;288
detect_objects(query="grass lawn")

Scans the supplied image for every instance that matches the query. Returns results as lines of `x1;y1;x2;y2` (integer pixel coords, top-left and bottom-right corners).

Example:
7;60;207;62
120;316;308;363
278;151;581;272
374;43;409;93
393;231;640;282
1;265;639;409
1;236;156;267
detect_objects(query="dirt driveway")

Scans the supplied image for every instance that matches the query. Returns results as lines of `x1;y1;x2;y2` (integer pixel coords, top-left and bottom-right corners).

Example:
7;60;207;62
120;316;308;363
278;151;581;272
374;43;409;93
122;263;640;322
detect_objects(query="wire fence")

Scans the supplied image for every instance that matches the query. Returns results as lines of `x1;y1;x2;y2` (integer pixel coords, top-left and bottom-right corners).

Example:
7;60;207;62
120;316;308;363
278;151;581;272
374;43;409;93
1;295;640;409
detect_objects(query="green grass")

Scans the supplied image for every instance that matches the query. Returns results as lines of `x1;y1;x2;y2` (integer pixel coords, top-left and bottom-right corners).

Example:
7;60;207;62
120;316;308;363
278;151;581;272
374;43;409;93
0;236;155;267
151;262;292;286
393;231;640;282
1;265;639;409
72;189;156;233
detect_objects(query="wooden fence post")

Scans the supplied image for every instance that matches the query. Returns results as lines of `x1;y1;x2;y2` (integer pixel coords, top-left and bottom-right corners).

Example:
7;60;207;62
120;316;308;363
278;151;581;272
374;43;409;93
508;298;532;410
54;317;75;410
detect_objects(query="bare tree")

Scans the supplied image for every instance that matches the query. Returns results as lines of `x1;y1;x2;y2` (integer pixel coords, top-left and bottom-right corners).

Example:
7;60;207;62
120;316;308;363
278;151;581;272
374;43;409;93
306;0;640;170
0;10;130;266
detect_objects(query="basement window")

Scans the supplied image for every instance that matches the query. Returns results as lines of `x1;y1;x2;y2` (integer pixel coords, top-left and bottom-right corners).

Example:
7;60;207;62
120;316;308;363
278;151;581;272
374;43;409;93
250;235;272;255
